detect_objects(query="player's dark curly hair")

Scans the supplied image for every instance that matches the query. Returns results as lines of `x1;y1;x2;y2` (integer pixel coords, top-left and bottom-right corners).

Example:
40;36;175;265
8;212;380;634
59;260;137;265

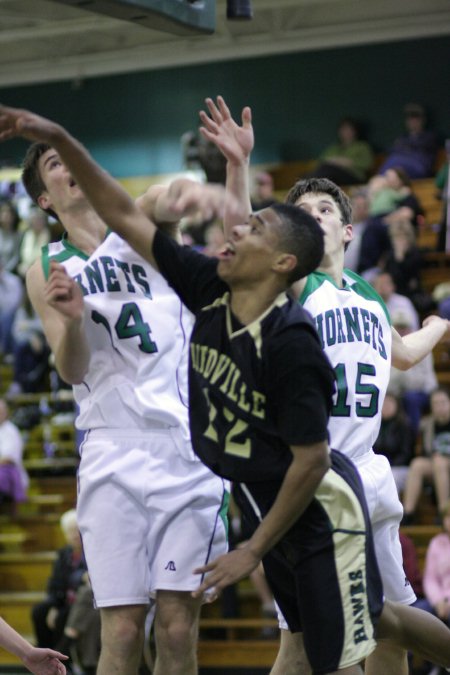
271;202;324;284
21;142;58;220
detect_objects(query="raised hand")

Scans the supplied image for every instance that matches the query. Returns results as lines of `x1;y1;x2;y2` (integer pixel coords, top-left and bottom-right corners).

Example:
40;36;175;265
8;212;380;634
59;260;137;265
199;96;254;166
164;178;242;224
44;261;84;322
0;104;62;144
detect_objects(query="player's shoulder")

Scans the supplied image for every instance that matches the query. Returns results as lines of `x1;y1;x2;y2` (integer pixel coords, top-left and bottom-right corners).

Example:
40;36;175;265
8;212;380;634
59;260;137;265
343;269;391;323
268;292;319;345
299;271;336;304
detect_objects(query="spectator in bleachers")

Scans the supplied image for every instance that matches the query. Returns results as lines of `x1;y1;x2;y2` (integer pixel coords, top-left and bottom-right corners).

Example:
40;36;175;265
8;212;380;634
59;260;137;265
433;281;450;322
378;103;439;179
32;510;88;656
422;500;450;627
307;116;374;186
61;579;101;675
0;397;28;511
372;271;420;329
343;188;370;272
357;167;425;278
7;294;50;396
402;388;450;525
373;391;415;494
383;217;433;314
368;166;424;231
436;154;449;252
17;207;51;280
0;261;23;358
399;532;437;675
251;171;278;211
389;310;438;435
0;200;21;272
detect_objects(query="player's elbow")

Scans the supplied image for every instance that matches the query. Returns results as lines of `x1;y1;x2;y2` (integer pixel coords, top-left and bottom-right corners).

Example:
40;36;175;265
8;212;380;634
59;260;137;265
392;353;416;371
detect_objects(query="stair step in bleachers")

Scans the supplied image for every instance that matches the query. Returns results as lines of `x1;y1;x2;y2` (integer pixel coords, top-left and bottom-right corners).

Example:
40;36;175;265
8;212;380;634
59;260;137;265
0;532;29;553
198;638;279;668
0;591;45;637
0;551;56;591
0;514;65;553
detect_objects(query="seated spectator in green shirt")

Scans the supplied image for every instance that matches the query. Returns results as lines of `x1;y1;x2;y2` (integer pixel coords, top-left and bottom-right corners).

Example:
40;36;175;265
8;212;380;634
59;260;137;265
307;116;374;186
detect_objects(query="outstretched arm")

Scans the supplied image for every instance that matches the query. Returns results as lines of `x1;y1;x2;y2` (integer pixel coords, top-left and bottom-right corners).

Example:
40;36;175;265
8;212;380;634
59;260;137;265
0;104;233;259
392;315;450;370
199;96;253;237
0;103;158;266
0;617;67;674
136;177;232;244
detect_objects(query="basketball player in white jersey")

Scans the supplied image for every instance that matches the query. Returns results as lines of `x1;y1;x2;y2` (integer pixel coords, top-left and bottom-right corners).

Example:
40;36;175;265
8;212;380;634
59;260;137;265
17;139;229;675
197;96;450;675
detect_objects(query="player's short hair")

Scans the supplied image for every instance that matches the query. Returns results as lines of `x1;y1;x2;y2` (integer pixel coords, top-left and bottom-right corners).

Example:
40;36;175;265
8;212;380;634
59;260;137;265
21;142;58;220
271;202;324;284
285;177;353;225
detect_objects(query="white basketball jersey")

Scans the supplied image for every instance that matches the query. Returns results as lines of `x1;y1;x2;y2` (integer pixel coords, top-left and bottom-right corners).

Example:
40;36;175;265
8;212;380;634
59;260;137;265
301;269;392;460
42;233;193;447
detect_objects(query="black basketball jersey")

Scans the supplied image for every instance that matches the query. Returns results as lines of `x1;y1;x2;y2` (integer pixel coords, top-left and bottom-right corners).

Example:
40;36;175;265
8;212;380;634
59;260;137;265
153;230;335;482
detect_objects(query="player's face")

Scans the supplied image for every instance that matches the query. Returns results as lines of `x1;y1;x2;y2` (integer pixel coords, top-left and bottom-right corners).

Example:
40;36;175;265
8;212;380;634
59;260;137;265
217;208;283;285
293;191;352;258
37;149;85;216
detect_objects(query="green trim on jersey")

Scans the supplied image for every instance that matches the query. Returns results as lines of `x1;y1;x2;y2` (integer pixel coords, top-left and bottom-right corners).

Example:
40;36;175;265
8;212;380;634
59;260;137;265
299;271;332;304
41;235;90;280
344;269;391;325
300;269;391;326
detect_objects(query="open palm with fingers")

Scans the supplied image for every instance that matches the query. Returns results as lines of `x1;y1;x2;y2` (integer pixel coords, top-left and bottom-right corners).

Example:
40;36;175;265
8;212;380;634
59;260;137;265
199;96;254;166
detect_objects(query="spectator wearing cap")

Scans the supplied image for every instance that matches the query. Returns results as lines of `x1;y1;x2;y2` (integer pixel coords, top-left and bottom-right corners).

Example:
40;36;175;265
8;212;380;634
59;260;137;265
378;103;439;179
251;171;278;211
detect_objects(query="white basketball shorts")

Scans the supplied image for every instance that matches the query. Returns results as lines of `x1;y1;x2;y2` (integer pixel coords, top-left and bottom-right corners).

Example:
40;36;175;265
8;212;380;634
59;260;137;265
76;428;229;608
354;449;416;605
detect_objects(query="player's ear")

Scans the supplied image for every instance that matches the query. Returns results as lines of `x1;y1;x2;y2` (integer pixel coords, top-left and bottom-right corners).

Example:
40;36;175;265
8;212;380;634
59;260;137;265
273;252;296;276
37;192;52;212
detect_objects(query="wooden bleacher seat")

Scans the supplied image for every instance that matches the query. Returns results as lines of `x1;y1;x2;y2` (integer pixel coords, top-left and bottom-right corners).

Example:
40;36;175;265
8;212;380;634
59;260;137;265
0;513;66;552
0;590;45;655
0;550;56;592
198;637;279;668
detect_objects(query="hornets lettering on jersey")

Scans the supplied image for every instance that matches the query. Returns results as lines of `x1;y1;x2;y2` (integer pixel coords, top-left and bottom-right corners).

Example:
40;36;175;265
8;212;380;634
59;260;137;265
73;256;151;299
42;232;193;437
313;306;387;360
301;269;392;460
